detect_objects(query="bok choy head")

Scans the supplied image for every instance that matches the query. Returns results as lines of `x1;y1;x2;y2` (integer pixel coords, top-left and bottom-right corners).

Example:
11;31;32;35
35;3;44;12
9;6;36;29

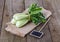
28;4;46;25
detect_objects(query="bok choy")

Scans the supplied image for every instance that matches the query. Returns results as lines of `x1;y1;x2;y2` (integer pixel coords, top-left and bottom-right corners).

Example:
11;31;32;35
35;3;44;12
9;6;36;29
11;4;46;28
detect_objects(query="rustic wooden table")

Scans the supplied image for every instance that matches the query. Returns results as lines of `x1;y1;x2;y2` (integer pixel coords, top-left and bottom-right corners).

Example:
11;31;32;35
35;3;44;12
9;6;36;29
0;0;60;42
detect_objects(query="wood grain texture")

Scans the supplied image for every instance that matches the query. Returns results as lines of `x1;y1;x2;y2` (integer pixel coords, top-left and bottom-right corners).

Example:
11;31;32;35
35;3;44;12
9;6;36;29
0;0;4;34
0;0;25;42
0;0;14;42
45;0;60;42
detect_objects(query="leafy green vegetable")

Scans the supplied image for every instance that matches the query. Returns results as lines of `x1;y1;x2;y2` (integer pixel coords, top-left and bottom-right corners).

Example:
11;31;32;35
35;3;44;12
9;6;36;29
29;4;42;14
11;3;46;28
28;4;46;24
13;13;29;21
16;18;29;27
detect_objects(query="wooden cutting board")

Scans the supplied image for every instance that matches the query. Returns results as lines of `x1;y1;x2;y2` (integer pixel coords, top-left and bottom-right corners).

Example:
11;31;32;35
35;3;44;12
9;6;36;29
5;9;52;37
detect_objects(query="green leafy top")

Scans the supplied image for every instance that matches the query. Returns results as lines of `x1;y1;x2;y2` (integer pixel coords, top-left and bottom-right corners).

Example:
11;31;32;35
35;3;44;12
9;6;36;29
28;4;46;25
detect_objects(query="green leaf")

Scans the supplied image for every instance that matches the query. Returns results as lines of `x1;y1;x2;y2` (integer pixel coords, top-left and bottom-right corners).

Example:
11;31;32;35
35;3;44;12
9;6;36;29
16;18;29;28
28;3;46;25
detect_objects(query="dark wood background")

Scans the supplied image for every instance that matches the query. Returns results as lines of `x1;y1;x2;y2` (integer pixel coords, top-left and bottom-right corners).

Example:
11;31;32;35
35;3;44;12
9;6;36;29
0;0;60;42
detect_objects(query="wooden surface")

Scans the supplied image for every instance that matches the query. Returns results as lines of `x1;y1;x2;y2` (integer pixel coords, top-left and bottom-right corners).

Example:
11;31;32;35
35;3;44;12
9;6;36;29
0;0;60;42
0;0;4;34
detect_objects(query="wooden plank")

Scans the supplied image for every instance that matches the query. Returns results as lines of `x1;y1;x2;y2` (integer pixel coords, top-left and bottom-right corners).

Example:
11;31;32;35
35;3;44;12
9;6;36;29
0;0;14;42
6;0;24;19
25;0;37;9
46;0;60;42
0;0;25;42
0;0;4;34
